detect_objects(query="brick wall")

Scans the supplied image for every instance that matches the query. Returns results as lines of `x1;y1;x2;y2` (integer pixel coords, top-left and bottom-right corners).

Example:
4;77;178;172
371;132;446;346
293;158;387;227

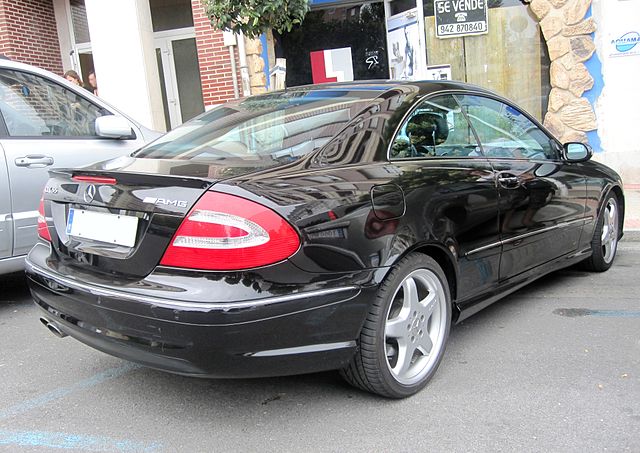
0;0;63;75
191;0;241;106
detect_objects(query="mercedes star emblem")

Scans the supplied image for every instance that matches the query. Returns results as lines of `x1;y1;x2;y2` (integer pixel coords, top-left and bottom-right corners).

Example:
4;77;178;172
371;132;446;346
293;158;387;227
83;184;96;203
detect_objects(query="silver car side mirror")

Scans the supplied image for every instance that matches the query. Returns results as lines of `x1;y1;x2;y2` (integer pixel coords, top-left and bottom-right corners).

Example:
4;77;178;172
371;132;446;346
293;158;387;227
95;115;133;139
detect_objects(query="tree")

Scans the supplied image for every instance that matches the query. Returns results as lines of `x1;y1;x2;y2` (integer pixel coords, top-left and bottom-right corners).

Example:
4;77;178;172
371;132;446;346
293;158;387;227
201;0;309;40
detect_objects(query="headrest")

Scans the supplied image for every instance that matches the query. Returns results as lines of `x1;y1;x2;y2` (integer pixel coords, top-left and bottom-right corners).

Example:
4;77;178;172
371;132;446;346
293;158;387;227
406;111;449;147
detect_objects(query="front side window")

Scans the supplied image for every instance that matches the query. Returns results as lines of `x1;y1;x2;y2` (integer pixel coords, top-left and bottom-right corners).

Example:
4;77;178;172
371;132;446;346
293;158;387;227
390;94;480;159
0;69;105;137
455;95;558;160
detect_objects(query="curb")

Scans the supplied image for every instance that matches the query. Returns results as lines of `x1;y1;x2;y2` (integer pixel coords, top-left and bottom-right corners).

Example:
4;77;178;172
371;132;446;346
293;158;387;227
622;230;640;242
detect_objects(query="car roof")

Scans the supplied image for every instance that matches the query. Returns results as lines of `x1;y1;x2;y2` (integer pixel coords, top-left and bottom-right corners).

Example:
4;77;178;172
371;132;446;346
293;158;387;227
288;79;495;97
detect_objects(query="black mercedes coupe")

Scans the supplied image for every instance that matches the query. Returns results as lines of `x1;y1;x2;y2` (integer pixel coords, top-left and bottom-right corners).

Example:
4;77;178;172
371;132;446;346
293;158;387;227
26;81;624;398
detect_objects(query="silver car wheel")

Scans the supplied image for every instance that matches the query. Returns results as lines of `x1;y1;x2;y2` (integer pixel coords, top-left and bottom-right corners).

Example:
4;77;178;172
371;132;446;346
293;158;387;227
384;268;447;386
601;197;619;264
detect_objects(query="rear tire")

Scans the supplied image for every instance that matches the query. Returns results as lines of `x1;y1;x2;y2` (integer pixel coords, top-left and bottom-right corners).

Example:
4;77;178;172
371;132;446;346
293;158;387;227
341;253;451;398
581;194;620;272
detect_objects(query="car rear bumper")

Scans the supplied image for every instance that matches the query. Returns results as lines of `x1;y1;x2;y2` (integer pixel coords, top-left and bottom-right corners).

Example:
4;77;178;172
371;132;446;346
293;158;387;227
25;243;381;378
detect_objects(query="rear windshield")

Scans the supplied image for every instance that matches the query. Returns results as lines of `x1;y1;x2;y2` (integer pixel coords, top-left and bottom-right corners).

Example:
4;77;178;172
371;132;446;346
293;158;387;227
134;89;381;164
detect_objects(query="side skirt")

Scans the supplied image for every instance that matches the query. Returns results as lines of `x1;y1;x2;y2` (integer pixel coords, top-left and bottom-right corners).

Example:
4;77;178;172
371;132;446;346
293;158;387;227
453;247;592;323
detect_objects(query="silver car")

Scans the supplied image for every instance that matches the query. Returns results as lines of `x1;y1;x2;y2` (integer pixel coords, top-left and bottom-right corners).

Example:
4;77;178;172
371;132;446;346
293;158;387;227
0;59;159;274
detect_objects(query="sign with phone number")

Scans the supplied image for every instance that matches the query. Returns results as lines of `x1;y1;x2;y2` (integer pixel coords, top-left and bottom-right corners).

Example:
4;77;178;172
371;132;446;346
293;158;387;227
434;0;488;39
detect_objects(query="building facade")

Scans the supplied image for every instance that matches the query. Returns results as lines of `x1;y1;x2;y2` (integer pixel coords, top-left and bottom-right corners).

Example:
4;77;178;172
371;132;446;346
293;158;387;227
0;0;637;183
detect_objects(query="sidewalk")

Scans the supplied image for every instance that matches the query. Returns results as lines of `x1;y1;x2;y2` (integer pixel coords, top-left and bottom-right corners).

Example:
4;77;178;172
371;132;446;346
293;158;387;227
624;186;640;240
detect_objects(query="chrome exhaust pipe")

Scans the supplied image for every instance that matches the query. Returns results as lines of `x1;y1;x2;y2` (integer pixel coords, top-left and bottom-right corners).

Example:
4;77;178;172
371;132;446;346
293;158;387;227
40;317;68;338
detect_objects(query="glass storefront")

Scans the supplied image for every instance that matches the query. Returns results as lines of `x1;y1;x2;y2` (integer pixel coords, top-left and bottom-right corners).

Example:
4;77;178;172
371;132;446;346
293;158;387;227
422;0;551;121
150;0;195;32
276;2;390;87
278;0;550;122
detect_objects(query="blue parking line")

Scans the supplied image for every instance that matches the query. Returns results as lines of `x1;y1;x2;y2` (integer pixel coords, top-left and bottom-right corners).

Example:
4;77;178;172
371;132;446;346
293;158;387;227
588;310;640;318
0;363;138;420
553;308;640;318
0;429;161;452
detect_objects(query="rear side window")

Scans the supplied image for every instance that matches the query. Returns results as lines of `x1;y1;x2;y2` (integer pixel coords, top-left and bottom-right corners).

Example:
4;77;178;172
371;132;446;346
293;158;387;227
135;89;380;165
0;69;105;137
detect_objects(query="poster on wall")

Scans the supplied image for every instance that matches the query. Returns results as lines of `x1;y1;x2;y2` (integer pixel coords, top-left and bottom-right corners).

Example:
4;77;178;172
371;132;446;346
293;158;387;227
434;0;488;39
425;64;452;81
310;47;354;84
386;10;423;80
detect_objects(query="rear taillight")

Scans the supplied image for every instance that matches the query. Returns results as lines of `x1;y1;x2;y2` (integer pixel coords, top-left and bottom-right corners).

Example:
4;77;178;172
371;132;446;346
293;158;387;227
37;197;51;242
159;192;300;270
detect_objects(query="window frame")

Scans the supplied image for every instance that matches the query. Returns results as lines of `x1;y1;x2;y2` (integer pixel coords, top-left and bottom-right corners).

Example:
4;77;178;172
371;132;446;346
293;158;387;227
387;89;563;163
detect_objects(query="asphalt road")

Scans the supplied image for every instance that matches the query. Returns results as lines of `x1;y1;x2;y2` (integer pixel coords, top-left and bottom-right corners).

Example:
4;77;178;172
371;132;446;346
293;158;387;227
1;242;639;452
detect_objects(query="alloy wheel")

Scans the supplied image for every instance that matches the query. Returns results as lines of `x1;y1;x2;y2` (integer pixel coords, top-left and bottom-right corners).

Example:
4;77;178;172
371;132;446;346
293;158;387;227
384;268;447;385
601;198;619;264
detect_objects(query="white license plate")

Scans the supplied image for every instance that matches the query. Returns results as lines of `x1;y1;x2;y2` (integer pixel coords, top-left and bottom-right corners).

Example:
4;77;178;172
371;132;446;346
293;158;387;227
65;208;138;247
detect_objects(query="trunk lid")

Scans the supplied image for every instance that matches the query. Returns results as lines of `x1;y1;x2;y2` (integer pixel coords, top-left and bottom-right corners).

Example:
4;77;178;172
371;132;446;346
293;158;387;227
42;157;269;277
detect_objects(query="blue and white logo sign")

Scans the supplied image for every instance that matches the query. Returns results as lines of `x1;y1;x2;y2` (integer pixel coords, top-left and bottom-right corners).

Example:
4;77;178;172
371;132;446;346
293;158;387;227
610;31;640;57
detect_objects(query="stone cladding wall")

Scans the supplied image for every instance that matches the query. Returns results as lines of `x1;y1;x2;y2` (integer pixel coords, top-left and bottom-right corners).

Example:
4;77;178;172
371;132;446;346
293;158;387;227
525;0;597;143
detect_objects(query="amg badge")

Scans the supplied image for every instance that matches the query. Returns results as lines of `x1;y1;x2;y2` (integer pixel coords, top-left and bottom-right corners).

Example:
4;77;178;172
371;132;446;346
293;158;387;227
142;197;188;208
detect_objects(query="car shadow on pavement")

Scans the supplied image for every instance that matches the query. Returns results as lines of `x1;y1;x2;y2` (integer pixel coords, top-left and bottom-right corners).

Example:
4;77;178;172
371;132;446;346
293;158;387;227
87;269;582;406
0;272;30;308
111;361;386;408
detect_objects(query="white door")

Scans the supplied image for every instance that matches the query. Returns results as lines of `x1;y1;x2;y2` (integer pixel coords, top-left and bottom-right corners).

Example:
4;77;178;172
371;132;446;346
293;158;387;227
154;29;205;130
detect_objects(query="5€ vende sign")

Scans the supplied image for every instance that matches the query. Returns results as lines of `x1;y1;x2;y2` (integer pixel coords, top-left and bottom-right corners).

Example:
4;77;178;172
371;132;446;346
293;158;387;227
434;0;488;39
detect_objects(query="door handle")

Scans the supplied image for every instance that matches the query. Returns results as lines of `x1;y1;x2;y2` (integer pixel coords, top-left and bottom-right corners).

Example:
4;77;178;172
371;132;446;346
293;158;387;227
497;173;521;189
14;155;54;168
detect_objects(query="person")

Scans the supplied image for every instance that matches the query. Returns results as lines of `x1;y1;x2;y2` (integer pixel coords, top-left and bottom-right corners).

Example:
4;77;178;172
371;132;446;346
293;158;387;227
88;71;98;96
403;26;414;78
64;70;83;87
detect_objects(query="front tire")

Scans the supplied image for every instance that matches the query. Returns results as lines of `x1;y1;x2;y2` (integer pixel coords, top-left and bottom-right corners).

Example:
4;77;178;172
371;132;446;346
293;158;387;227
341;253;451;398
581;194;620;272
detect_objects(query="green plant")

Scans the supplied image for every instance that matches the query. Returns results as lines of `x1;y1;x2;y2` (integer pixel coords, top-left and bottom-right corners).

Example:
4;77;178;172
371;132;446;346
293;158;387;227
202;0;310;39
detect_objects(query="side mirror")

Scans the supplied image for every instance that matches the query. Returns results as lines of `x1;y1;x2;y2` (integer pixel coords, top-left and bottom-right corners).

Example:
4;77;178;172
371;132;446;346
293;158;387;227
562;142;593;162
95;115;133;139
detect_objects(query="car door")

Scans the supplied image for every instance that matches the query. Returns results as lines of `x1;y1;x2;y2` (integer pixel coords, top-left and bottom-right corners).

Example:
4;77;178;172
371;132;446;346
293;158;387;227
0;147;11;261
455;94;587;281
389;93;502;301
0;68;147;258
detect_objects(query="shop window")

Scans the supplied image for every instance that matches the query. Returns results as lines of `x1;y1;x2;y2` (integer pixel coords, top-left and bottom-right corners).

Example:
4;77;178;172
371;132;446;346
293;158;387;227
150;0;194;32
70;0;90;44
277;2;389;87
390;0;417;16
423;0;551;121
